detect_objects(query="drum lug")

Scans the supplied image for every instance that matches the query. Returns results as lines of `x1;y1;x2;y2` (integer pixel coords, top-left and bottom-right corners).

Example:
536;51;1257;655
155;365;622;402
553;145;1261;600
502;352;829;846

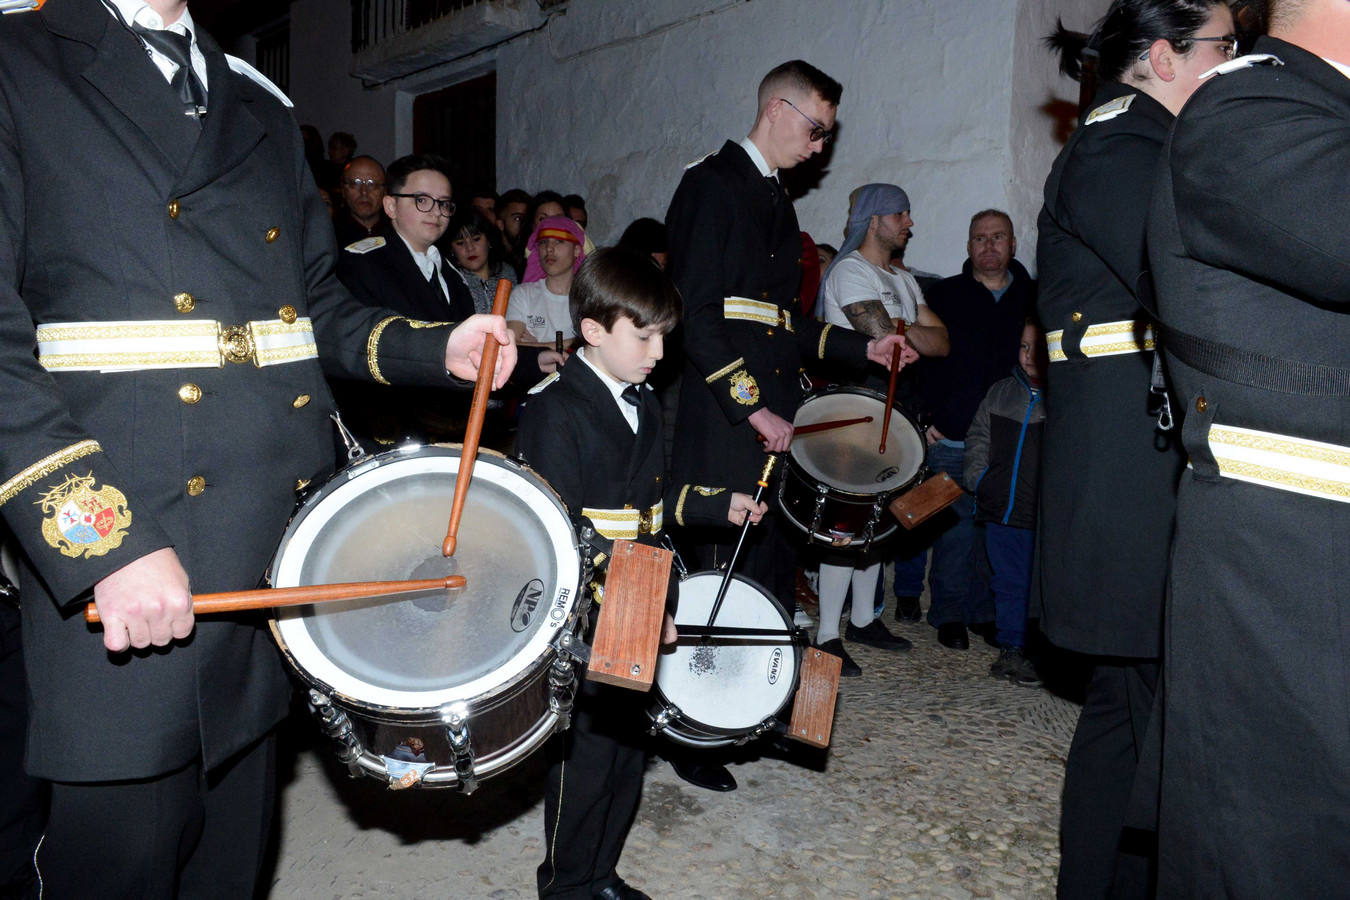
328;411;367;462
810;487;828;538
861;499;884;553
647;706;678;737
440;703;478;795
307;689;365;776
547;635;583;732
739;716;780;745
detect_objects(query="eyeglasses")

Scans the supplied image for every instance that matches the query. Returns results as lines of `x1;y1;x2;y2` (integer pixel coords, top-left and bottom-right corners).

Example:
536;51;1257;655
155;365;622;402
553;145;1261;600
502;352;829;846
388;193;455;216
1138;34;1237;61
342;178;384;191
778;97;835;144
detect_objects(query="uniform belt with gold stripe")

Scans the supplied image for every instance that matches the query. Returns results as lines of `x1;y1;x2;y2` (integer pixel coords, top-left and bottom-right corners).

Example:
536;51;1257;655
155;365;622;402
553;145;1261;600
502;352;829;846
723;297;794;332
35;318;318;372
1046;319;1154;362
1197;422;1350;504
581;501;664;540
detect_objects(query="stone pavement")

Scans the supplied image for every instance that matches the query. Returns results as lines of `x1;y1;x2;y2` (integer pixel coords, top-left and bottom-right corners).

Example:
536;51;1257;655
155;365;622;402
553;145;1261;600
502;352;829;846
267;607;1081;899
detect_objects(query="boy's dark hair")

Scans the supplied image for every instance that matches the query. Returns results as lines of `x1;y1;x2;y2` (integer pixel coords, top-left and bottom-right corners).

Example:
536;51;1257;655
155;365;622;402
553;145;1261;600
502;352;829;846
571;247;682;340
758;60;843;109
617;217;668;256
496;188;530;214
527;189;566;226
562;193;586;211
385;153;452;195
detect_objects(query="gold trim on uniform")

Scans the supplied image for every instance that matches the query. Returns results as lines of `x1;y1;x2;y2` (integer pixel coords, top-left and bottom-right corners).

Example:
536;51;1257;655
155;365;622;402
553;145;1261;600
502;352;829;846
366;316;400;385
36;472;132;559
36;318;317;371
729;369;760;406
407;320;448;329
1046;319;1155;362
675;485;691;527
723;296;792;331
705;357;746;385
818;323;833;360
1202;422;1350;504
0;440;102;507
581;501;664;539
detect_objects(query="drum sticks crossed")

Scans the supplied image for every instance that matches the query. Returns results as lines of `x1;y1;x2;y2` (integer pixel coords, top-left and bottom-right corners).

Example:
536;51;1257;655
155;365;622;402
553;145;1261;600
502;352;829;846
85;280;515;626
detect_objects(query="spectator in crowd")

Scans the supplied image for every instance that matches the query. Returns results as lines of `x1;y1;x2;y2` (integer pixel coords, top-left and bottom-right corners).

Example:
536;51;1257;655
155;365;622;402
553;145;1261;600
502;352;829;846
443;206;518;316
300;123;334;189
562;193;588;229
506;216;587;362
496;187;532;278
335;155;389;248
327;129;356;172
617;217;669;271
963;318;1046;686
528;190;567;231
467;187;499;227
815;241;837;272
892;210;1033;649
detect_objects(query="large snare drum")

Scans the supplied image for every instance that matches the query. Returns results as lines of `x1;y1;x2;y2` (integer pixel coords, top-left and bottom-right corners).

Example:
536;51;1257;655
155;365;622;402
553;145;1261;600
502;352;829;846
777;386;926;548
269;444;583;791
649;572;800;748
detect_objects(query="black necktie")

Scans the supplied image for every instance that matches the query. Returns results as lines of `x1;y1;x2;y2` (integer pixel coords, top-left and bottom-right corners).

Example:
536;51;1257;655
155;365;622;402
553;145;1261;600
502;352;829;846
621;385;641;407
134;24;207;122
766;175;783;206
428;268;450;308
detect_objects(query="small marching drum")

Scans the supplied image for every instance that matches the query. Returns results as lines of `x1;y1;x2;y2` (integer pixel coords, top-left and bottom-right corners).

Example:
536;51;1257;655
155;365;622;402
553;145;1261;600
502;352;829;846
648;572;801;748
269;444;584;792
778;385;927;548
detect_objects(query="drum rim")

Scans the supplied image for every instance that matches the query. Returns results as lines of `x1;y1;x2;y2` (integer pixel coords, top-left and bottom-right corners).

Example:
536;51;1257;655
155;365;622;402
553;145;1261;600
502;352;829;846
651;571;801;739
271;444;581;711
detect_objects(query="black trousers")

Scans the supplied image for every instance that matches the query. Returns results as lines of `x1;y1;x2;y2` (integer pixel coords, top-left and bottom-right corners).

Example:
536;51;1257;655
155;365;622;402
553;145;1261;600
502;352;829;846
35;732;276;899
0;601;45;899
1058;659;1159;899
538;679;647;899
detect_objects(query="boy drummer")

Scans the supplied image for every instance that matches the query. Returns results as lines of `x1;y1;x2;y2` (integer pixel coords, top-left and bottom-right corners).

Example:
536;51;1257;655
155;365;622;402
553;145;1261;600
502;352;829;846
517;248;764;899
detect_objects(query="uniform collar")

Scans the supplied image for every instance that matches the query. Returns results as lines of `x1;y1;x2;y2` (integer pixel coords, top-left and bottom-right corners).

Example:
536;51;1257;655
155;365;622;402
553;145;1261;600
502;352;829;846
739;136;776;178
1325;58;1350;81
106;0;196;35
396;232;442;281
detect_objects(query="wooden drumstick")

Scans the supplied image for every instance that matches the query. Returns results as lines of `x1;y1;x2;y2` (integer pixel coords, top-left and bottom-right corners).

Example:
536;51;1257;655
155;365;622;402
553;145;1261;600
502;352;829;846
84;575;467;623
756;415;873;442
878;318;908;455
442;278;513;557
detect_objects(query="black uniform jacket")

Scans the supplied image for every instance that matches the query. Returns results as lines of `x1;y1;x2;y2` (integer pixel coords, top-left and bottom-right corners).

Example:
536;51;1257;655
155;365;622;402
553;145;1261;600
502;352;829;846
515;359;732;577
665;140;868;488
1149;37;1350;895
0;2;458;780
1035;82;1184;657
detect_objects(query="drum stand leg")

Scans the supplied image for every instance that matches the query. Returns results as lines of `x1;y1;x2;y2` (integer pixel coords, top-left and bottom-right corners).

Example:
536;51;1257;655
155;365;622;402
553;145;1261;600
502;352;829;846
307;689;366;777
441;703;478;794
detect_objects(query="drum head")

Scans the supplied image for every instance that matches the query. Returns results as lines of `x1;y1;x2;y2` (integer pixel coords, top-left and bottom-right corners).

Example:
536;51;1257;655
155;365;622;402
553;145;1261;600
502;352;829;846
656;573;796;731
789;388;924;495
271;446;579;710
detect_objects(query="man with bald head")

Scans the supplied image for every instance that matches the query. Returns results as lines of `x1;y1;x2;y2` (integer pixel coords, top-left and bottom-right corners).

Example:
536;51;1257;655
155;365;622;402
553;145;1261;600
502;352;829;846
1148;0;1350;891
335;154;389;247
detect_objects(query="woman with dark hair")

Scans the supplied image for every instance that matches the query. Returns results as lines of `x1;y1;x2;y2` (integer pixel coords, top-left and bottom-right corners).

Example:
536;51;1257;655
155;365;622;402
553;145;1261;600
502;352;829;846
1035;1;1235;897
526;190;566;232
443;207;518;315
617;217;670;270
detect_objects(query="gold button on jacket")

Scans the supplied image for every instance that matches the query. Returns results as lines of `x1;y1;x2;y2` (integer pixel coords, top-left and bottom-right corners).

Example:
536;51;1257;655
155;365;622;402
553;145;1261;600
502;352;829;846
173;292;195;313
186;476;206;496
178;384;202;404
278;305;297;324
168;200;180;219
265;226;280;243
1071;311;1083;323
292;394;310;409
1195;396;1208;413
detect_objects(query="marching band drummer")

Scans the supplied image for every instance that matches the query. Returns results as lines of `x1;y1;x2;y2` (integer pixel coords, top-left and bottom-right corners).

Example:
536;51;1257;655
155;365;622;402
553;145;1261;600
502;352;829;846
0;1;514;895
516;248;765;900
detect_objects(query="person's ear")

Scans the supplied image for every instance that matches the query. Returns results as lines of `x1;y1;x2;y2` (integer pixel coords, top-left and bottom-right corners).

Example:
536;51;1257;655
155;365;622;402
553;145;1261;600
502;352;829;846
1146;38;1178;82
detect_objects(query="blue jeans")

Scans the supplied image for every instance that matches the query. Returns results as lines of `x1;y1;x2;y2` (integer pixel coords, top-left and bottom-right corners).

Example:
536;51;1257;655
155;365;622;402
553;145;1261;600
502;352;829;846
892;441;991;627
985;521;1035;649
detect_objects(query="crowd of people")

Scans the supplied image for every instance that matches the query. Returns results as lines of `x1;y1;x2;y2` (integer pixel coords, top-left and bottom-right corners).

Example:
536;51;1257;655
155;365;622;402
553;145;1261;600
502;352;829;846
0;0;1346;897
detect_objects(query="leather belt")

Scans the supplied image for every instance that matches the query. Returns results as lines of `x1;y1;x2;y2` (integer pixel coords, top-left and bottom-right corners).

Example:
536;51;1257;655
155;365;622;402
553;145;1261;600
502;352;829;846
35;318;318;372
1047;319;1154;362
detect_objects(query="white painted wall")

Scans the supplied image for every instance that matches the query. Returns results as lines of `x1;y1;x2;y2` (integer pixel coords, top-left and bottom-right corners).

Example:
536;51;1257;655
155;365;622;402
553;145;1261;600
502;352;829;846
284;0;1104;275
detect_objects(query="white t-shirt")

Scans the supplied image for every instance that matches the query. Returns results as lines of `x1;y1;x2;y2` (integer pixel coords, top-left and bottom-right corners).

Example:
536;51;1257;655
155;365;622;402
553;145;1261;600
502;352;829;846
819;251;926;331
507;280;574;342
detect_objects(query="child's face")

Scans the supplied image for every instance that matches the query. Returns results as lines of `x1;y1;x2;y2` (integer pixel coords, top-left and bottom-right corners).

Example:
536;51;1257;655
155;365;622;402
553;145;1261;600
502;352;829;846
584;315;666;385
538;237;578;278
1019;323;1044;381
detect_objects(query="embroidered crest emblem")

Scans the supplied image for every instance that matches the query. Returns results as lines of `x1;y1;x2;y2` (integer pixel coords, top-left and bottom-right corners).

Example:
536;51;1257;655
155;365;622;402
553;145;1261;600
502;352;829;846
729;369;760;406
1085;94;1134;125
344;236;386;254
36;473;132;559
693;486;726;497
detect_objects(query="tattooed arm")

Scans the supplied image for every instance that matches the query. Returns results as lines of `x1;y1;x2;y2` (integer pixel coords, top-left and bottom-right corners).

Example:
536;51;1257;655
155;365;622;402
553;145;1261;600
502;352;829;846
841;298;896;340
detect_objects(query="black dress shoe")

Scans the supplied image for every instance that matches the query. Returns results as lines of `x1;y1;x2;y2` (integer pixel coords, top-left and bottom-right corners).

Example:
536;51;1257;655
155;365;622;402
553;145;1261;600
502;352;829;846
895;594;923;621
968;620;999;648
845;619;913;651
936;622;969;650
594;881;652;900
815;637;862;676
670;757;737;791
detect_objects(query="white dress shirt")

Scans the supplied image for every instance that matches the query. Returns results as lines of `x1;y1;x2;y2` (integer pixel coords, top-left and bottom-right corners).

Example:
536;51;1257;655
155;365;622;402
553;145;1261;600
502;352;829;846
105;0;209;92
575;348;639;434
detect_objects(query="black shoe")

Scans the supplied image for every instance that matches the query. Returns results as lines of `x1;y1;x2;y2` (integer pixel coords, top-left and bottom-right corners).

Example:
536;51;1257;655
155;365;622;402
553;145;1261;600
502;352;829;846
990;647;1042;687
845;619;913;651
815;637;862;676
936;622;969;650
594;881;652;900
895;594;923;621
670;757;737;792
969;620;1000;648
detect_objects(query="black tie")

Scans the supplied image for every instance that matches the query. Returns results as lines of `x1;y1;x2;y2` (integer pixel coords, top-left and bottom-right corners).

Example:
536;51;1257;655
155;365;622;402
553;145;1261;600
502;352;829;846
766;175;783;206
427;268;450;309
621;385;641;407
134;24;207;122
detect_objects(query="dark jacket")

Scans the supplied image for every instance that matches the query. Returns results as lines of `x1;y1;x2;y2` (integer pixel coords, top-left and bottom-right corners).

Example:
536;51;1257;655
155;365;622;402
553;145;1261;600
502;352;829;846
963;367;1044;529
916;259;1033;441
665;140;869;488
0;1;457;780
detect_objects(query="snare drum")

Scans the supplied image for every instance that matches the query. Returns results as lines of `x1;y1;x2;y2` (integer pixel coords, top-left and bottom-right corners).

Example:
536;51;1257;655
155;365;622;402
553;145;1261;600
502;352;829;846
777;386;926;548
649;572;800;748
269;444;583;791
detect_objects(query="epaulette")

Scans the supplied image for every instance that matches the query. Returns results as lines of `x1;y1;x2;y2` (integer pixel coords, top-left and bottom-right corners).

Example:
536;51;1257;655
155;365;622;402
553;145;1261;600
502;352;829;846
0;0;42;13
226;54;293;107
344;236;385;254
527;372;560;394
1085;94;1135;125
683;150;716;170
1200;53;1284;80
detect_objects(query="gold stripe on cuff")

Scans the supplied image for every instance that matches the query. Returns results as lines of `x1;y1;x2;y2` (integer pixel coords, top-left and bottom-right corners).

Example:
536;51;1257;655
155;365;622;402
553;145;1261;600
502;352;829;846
676;484;691;527
705;357;746;385
818;323;833;360
0;440;102;507
366;316;401;385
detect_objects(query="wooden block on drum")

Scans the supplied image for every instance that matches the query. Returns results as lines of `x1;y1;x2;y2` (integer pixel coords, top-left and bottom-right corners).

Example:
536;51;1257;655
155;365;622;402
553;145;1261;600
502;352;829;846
889;471;965;530
587;540;672;692
787;647;842;748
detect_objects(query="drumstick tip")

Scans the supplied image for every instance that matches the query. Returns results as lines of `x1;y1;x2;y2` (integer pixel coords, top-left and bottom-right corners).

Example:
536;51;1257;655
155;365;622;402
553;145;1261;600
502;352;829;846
442;535;457;557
